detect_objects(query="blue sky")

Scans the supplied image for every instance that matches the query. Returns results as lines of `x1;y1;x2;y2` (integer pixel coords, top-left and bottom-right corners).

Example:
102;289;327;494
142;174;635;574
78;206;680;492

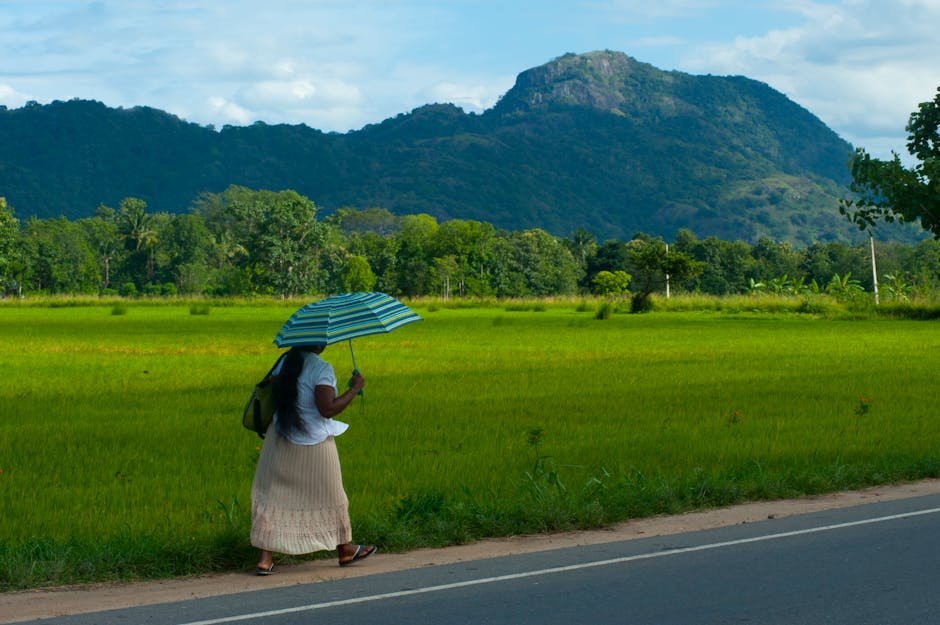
1;0;938;161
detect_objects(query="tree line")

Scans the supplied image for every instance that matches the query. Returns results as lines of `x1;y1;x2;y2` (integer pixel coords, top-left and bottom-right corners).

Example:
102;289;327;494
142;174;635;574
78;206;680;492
1;186;938;304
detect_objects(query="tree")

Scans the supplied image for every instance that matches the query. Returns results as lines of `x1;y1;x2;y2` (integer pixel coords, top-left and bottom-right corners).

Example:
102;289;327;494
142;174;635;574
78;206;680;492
162;213;213;294
249;190;322;295
499;229;580;297
395;214;439;296
331;206;401;236
0;197;20;294
341;255;377;292
565;227;597;271
117;197;156;288
799;241;868;290
430;254;460;298
144;212;172;286
840;86;940;239
673;229;752;295
909;239;940;296
118;197;154;252
626;238;703;312
591;270;631;296
199;186;323;296
346;230;400;294
587;240;629;274
77;210;122;291
431;219;495;296
584;239;630;293
21;217;99;293
750;236;802;283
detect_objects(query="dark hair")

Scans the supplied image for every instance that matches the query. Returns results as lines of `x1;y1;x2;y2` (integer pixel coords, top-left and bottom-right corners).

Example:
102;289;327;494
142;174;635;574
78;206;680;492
272;346;319;436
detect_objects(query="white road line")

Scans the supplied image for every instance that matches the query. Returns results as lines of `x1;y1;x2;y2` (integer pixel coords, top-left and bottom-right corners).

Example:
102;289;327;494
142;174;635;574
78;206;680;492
177;506;940;625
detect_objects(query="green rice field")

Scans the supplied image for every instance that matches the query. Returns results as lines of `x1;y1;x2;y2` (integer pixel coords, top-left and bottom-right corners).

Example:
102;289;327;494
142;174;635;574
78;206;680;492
1;298;938;590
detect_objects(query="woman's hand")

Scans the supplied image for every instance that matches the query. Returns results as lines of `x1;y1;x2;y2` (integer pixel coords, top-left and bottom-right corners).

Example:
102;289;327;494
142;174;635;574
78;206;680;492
348;371;365;394
315;372;365;418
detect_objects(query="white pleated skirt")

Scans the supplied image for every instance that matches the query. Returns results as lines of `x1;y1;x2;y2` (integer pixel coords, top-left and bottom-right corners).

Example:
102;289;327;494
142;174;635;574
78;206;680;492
250;426;352;554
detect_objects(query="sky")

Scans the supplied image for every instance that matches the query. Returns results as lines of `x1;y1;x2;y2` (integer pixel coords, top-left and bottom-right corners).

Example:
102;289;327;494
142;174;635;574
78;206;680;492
1;0;938;163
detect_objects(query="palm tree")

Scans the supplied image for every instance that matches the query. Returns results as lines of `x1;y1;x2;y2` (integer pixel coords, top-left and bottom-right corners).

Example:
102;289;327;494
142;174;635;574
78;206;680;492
118;198;154;252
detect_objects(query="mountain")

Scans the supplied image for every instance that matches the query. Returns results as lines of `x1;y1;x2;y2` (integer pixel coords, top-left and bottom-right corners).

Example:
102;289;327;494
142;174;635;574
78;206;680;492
0;50;865;244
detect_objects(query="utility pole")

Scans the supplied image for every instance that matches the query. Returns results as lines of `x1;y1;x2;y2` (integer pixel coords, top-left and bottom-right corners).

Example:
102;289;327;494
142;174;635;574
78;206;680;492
870;235;879;305
665;243;671;299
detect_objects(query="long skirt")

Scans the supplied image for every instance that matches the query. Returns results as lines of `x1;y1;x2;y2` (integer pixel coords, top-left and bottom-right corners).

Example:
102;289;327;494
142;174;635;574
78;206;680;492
250;426;352;554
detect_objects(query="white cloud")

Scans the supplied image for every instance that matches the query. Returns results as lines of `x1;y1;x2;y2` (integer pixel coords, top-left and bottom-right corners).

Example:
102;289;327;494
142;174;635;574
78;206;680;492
681;0;940;159
0;83;28;107
236;76;362;118
205;97;252;125
420;82;497;113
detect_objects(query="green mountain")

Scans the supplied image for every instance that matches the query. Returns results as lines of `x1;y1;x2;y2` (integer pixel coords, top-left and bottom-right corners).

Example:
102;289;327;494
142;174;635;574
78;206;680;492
0;50;863;244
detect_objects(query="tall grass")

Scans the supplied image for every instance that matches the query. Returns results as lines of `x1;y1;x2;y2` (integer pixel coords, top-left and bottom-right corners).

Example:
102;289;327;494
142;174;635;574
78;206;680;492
0;302;938;589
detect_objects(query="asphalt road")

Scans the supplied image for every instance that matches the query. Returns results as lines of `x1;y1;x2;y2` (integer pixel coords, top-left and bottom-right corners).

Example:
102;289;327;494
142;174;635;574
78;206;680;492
24;493;940;625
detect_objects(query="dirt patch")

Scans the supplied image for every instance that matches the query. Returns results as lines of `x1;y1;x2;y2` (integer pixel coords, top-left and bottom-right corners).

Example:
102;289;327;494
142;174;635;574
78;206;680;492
5;478;940;624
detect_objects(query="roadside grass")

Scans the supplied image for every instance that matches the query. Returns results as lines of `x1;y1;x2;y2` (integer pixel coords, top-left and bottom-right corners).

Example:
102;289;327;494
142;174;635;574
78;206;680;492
1;300;938;589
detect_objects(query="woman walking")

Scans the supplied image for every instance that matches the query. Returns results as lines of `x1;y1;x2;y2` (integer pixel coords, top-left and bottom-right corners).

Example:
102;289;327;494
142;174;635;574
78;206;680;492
250;344;376;574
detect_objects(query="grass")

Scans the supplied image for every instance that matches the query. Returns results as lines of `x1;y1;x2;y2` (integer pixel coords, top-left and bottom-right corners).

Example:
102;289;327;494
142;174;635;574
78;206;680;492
1;299;938;590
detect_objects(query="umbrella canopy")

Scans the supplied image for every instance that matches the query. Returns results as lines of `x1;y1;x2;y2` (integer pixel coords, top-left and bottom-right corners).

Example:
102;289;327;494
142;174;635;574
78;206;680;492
274;292;421;350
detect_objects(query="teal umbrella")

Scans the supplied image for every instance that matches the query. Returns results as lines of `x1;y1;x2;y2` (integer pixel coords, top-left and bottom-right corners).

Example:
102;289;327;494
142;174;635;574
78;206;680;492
273;292;421;371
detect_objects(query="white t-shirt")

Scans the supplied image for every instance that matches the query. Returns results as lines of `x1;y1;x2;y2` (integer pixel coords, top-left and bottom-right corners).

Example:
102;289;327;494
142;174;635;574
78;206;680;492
274;351;349;445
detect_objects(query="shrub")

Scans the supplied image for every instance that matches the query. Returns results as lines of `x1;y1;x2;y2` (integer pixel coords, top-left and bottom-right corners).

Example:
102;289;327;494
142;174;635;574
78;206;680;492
143;283;162;297
877;301;940;320
119;283;138;298
631;292;653;313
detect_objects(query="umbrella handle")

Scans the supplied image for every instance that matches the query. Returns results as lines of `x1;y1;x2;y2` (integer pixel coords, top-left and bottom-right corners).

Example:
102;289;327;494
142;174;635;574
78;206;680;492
348;368;364;397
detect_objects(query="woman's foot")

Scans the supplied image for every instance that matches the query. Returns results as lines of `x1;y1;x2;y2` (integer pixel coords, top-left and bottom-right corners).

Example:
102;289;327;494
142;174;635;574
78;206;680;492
256;549;275;575
338;543;377;566
255;562;275;575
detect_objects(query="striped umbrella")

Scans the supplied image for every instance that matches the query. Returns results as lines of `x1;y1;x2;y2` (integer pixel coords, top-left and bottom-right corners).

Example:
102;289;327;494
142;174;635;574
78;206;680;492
273;292;421;370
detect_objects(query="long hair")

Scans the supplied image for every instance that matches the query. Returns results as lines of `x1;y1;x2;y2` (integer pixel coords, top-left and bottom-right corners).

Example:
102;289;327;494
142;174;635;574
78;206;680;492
272;346;318;436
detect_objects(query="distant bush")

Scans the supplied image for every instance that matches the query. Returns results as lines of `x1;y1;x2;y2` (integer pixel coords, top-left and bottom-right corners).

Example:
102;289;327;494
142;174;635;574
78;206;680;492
505;302;547;312
877;301;940;320
119;282;138;297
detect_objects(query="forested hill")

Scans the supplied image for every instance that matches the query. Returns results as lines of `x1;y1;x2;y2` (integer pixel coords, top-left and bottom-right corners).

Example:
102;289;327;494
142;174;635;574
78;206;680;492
1;50;860;244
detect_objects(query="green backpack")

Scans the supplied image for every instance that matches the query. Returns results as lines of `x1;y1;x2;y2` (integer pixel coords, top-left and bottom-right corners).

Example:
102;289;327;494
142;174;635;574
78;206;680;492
242;355;285;439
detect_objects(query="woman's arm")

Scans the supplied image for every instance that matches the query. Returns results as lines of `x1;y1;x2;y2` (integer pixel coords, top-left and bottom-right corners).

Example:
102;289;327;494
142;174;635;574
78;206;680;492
314;372;365;418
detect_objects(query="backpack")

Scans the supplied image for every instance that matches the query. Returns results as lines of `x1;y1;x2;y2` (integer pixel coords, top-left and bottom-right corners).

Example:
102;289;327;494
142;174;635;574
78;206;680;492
242;354;285;439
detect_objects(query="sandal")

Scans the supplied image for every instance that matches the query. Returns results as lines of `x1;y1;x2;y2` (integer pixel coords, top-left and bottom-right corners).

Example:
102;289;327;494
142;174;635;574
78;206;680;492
255;563;275;576
339;544;377;567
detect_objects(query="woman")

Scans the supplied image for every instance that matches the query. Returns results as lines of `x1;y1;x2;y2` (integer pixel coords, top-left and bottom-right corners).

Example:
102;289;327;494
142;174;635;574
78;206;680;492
250;344;375;574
